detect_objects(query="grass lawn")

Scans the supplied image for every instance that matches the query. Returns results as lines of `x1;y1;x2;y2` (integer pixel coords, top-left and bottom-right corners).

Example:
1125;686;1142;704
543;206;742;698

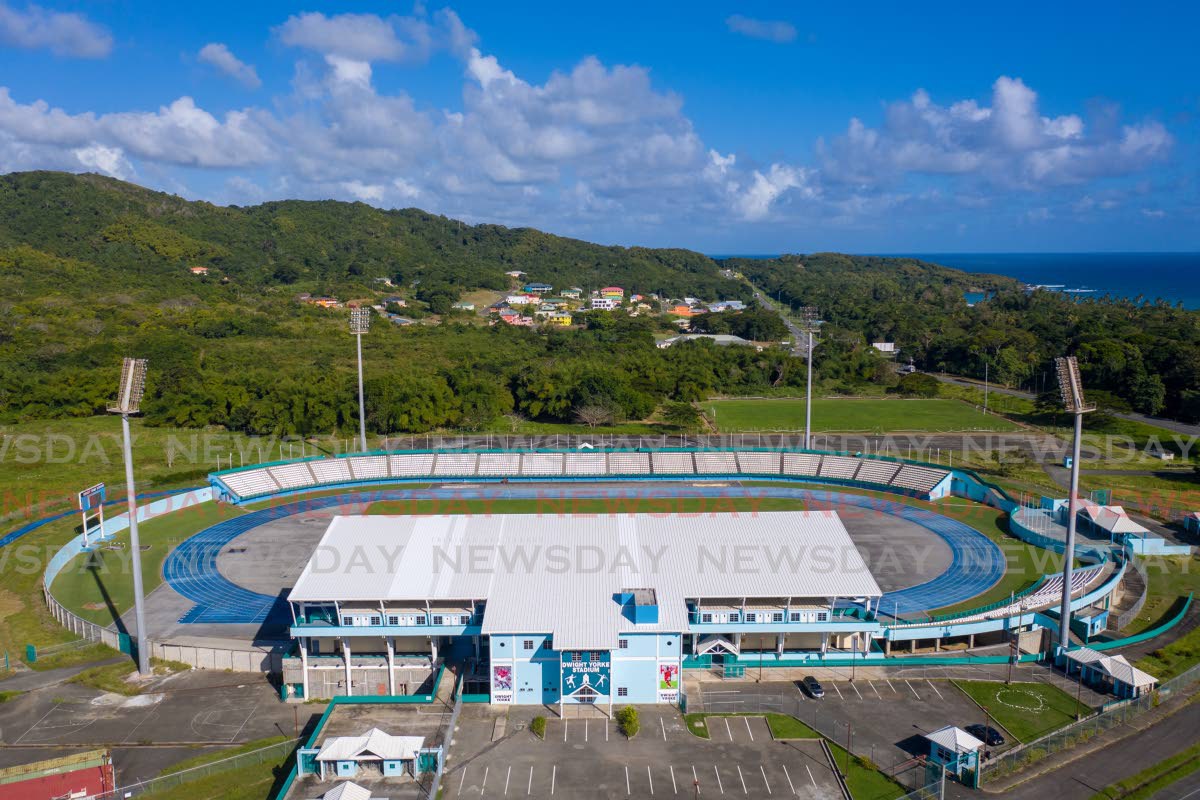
1087;733;1200;799
137;747;296;800
67;657;190;696
703;397;1019;433
50;500;245;626
682;712;820;741
0;690;19;703
366;496;807;517
160;736;292;776
952;680;1090;742
1123;554;1198;635
1136;604;1200;681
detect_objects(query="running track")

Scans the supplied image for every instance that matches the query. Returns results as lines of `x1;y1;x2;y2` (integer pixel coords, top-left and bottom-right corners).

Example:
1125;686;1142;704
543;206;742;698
163;486;1005;624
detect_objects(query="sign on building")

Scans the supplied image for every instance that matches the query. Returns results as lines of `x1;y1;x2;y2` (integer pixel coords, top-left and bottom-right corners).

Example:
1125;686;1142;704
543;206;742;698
561;650;610;701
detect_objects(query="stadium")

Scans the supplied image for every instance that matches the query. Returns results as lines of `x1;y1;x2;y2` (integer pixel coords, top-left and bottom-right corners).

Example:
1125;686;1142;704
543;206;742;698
42;442;1133;706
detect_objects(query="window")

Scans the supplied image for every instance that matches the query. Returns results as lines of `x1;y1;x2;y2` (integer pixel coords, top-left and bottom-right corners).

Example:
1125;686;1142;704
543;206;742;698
618;687;628;697
619;639;629;649
572;652;583;663
342;616;353;626
744;612;757;623
461;614;471;625
387;615;400;626
789;612;801;622
369;616;381;626
415;615;426;625
729;613;740;623
523;640;534;650
772;612;784;622
432;615;444;625
701;613;713;623
817;612;829;622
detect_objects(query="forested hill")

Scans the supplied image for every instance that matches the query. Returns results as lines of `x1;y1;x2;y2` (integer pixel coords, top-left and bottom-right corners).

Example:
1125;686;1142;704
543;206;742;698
0;171;746;300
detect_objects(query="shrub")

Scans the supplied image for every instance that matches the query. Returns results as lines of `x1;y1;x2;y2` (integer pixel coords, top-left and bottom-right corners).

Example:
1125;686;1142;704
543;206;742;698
616;705;640;738
530;715;546;739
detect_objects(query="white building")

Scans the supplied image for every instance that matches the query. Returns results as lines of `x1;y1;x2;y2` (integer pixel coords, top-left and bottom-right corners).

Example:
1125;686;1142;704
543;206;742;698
590;297;620;310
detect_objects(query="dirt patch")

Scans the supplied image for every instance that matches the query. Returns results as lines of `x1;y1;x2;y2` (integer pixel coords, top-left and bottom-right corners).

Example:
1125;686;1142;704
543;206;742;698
0;589;24;621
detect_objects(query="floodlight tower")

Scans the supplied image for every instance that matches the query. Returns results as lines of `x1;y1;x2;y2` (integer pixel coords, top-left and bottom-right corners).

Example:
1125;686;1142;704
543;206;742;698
350;307;371;452
1055;356;1095;650
108;358;150;675
799;307;820;450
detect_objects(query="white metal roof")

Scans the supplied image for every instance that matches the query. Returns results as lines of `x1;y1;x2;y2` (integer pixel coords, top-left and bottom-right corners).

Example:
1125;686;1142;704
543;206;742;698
314;783;372;800
1068;649;1157;688
289;512;881;650
925;726;984;753
315;729;425;762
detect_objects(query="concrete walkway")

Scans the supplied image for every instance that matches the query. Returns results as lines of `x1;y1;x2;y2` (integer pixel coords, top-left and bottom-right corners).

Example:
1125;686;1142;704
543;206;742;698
0;656;125;693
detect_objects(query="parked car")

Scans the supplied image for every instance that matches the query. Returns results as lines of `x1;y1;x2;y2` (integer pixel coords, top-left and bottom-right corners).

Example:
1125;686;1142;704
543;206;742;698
966;724;1005;746
801;676;825;699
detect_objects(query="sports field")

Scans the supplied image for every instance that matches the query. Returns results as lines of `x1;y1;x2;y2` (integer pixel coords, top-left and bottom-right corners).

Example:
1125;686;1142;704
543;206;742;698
704;397;1019;432
953;680;1091;742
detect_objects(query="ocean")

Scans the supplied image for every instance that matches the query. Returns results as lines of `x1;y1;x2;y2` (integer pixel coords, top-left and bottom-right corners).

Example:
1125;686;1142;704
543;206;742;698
711;253;1200;310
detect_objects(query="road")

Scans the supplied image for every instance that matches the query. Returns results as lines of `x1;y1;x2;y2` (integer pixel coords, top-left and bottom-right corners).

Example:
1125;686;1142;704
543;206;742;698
751;288;809;356
933;374;1200;438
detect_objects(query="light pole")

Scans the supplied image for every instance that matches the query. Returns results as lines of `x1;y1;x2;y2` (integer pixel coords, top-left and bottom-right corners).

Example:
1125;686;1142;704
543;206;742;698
350;307;371;452
108;358;150;676
799;307;819;450
983;358;989;415
1055;356;1095;651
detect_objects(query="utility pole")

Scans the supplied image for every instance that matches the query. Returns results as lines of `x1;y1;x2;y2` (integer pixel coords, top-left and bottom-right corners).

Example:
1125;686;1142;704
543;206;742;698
799;307;819;450
1055;356;1095;651
350;307;371;452
983;359;989;415
109;358;150;676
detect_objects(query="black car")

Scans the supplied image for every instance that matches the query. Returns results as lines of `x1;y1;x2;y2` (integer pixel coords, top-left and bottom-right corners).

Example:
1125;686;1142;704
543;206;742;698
966;724;1005;746
801;676;825;699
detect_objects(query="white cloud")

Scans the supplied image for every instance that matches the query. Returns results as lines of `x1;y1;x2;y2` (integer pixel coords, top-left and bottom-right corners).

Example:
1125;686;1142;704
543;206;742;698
725;14;797;44
342;180;385;202
72;143;133;179
0;2;111;58
734;164;815;220
198;43;261;89
276;8;474;63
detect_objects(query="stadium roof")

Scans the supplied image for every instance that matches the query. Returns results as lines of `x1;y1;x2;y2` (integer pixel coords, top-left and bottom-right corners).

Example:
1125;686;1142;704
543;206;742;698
288;512;881;650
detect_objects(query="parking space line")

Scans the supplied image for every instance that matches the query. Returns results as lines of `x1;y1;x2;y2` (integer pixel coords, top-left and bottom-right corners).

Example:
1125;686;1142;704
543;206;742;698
606;720;610;741
737;765;748;794
564;719;569;742
585;719;589;743
783;765;795;795
886;678;898;694
927;680;944;700
505;766;511;795
725;718;733;741
905;680;921;700
527;766;533;795
744;717;754;741
851;682;862;699
551;765;556;795
805;765;816;787
671;766;678;794
482;766;489;796
714;765;724;794
693;765;700;795
459;767;468;794
626;766;631;796
869;681;882;699
648;765;655;794
832;682;844;699
661;716;668;740
760;765;771;794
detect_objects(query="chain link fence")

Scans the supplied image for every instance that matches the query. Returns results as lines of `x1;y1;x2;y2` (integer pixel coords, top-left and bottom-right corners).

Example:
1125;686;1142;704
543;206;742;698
90;738;299;800
980;659;1200;784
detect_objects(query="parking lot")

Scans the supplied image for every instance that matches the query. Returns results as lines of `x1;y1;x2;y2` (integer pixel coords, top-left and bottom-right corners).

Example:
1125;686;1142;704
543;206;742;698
443;706;843;798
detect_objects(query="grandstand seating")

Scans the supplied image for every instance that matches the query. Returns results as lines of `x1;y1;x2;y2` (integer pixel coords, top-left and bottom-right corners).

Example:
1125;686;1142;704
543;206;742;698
854;459;902;486
521;453;565;476
652;452;696;474
268;462;317;490
388;453;436;476
735;452;782;474
432;453;479;476
563;452;608;475
694;452;738;474
348;456;389;481
892;464;949;493
219;468;279;499
781;453;822;476
818;456;861;480
308;458;353;484
476;453;523;476
607;452;651;474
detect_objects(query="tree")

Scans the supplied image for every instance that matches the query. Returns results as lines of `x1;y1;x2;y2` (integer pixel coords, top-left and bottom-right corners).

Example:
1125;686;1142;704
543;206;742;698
896;372;939;398
574;404;613;428
662;401;701;430
615;705;639;738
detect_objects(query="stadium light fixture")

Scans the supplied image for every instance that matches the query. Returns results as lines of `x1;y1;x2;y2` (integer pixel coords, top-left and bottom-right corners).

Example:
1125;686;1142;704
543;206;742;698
350;308;371;452
1054;356;1094;652
798;307;820;450
108;358;150;675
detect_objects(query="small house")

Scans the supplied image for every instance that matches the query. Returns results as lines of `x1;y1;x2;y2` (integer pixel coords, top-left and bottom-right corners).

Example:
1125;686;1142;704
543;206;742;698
189;265;209;275
590;297;619;310
1063;648;1158;699
523;283;553;294
599;286;624;298
924;726;983;778
452;301;476;312
561;287;582;299
311;729;424;781
872;342;896;354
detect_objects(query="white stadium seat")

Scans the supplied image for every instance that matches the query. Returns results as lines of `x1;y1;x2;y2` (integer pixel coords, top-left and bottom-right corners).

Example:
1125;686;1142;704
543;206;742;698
890;464;949;493
308;458;353;484
347;456;389;480
607;452;651;474
818;456;860;480
388;453;436;477
432;453;479;476
476;453;522;476
735;452;782;475
782;453;822;476
268;462;317;489
521;453;565;476
220;468;279;499
563;452;608;475
853;459;901;486
693;452;738;474
651;452;696;474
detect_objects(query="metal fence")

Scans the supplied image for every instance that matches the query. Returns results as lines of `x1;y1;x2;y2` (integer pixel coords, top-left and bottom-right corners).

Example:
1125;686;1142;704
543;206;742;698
91;738;299;800
1113;556;1150;631
980;659;1200;784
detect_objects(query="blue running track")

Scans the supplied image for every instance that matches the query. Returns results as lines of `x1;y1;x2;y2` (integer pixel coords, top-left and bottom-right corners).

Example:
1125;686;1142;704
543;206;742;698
163;486;1005;624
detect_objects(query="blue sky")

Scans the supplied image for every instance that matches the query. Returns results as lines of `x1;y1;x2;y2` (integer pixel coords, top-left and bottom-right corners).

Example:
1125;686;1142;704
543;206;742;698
0;1;1196;252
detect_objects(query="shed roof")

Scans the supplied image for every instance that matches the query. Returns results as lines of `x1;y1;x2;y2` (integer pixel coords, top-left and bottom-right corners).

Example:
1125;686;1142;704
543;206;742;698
316;729;425;763
925;726;984;753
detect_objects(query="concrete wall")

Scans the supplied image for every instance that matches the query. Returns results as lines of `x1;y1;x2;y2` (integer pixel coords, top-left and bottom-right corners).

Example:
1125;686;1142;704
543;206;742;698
151;641;286;674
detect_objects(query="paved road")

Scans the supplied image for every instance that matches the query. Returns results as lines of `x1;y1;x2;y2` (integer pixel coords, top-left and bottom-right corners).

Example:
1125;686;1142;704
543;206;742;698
752;288;809;356
934;374;1200;438
0;657;125;692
